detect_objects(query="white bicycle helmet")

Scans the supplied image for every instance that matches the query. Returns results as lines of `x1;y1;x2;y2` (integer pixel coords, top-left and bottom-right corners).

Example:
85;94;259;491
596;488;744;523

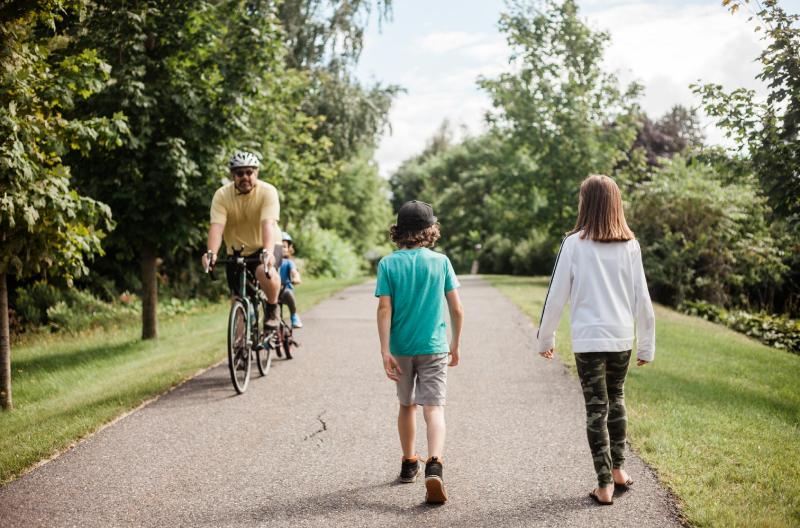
228;150;260;169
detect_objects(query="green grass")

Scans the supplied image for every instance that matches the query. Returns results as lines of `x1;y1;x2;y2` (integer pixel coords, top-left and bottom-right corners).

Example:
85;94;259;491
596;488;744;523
485;275;800;528
0;276;364;484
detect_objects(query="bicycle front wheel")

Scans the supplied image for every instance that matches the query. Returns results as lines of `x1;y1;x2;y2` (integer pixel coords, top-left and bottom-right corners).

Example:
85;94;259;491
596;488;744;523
227;300;251;394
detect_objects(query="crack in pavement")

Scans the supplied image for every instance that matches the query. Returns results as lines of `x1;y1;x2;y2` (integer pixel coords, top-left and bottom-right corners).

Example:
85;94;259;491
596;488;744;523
303;412;327;441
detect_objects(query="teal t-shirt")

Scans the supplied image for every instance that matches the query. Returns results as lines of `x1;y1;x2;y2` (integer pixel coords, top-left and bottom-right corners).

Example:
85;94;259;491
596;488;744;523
374;248;460;356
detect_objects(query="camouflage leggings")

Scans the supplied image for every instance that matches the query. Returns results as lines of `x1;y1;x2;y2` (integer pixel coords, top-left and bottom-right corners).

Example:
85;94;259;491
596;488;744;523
574;350;631;487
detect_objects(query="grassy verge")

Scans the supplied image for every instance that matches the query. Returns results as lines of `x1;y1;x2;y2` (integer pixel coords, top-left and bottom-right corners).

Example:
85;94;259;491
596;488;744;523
0;276;364;484
485;275;800;528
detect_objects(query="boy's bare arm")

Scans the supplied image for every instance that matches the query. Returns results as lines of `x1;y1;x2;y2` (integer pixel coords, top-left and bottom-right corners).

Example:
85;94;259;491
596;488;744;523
290;268;302;285
377;296;401;380
445;289;464;366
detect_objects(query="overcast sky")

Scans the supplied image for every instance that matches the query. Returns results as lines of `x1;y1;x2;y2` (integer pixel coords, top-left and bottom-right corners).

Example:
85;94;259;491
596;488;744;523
355;0;800;176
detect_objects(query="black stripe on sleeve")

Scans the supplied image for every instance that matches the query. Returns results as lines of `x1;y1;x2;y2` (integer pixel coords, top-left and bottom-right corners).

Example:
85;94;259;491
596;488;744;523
537;234;569;338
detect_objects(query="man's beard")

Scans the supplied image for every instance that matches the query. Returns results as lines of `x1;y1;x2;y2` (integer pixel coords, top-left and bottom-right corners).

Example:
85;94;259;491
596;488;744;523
235;182;253;194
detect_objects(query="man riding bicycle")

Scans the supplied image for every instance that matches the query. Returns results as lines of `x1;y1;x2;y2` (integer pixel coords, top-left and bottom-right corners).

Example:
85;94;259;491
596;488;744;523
201;151;282;330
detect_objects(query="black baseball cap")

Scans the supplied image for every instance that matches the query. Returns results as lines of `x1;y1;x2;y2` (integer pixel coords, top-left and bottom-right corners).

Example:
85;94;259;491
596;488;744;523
396;200;437;231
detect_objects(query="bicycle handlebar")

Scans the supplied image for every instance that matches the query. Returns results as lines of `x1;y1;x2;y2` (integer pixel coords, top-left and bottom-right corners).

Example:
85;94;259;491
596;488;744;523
205;252;273;279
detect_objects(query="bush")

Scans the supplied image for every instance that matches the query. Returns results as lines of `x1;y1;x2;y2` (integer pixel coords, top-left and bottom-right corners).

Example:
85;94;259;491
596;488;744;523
15;282;63;327
294;224;363;279
14;280;209;334
680;300;800;354
478;234;514;274
629;156;786;308
510;229;560;276
47;289;131;332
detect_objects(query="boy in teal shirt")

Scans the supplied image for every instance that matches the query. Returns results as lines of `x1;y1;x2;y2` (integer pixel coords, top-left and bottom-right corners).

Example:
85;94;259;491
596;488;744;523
375;200;464;504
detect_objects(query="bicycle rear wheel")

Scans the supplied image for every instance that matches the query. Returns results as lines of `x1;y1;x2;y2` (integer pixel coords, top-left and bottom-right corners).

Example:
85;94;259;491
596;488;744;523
280;320;294;360
255;300;272;376
227;300;251;394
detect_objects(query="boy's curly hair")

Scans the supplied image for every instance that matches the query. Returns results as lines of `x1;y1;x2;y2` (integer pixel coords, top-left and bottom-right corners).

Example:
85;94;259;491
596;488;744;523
390;223;441;248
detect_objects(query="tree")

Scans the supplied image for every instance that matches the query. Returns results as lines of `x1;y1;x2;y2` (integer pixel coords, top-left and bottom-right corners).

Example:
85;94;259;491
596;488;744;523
315;147;393;256
389;131;542;272
68;0;288;339
276;1;399;161
694;0;800;229
278;0;393;70
390;120;454;211
479;0;641;241
630;105;704;167
0;1;124;409
693;0;800;314
275;1;399;259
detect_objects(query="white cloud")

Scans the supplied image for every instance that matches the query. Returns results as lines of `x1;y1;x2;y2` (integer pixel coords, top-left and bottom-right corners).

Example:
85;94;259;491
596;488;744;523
418;31;487;53
375;86;492;177
585;2;766;144
417;31;510;63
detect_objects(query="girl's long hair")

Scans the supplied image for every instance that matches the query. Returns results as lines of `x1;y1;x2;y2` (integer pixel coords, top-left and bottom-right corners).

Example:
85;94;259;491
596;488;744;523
570;174;634;242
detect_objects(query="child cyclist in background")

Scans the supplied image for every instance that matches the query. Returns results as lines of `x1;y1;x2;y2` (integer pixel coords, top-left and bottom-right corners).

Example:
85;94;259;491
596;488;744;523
279;232;303;328
536;174;655;506
375;200;464;505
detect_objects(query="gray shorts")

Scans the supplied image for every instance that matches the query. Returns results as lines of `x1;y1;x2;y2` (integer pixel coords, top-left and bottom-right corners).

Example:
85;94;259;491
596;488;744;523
394;353;448;407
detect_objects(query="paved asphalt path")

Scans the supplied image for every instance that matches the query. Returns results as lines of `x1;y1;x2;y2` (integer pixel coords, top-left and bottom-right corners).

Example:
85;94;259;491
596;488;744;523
0;277;683;527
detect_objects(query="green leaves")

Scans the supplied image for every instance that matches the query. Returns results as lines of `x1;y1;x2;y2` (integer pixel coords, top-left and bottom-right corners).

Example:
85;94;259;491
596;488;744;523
0;0;117;282
693;1;800;228
479;0;640;239
629;156;786;308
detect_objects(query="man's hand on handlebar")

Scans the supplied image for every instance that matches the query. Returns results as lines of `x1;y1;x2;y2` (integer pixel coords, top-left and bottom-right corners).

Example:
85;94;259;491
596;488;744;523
202;251;216;273
260;250;275;270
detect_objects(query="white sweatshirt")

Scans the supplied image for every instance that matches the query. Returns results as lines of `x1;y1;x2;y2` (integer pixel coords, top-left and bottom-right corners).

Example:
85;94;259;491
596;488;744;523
536;232;656;362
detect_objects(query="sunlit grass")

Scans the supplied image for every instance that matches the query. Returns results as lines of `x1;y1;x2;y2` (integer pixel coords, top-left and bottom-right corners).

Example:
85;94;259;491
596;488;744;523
485;275;800;528
0;277;364;484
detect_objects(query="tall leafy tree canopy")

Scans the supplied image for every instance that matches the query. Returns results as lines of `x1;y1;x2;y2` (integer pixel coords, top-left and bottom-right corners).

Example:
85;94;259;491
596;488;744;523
694;0;800;230
478;0;641;238
0;0;127;408
67;0;291;338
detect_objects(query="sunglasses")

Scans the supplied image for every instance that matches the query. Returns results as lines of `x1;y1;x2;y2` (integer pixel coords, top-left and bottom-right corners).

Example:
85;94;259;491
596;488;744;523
233;168;255;178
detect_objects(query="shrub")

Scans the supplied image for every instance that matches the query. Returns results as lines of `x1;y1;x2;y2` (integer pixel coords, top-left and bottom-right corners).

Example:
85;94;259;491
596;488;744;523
510;229;559;276
15;282;63;327
14;280;208;334
294;224;363;279
629;156;786;308
477;234;514;274
47;289;135;332
680;300;800;354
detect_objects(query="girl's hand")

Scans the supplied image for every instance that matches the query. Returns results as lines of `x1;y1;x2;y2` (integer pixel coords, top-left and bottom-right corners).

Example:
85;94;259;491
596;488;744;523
636;359;649;366
539;348;554;359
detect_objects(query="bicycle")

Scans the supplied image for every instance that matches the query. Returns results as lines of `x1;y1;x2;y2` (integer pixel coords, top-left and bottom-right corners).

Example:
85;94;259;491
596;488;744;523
208;252;274;394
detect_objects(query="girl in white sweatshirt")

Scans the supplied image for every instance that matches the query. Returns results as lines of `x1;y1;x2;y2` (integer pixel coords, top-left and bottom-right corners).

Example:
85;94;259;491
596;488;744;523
537;174;655;506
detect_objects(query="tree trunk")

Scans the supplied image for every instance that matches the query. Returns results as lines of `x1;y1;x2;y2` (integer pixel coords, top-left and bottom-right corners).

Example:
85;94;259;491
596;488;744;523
1;272;12;410
141;244;159;340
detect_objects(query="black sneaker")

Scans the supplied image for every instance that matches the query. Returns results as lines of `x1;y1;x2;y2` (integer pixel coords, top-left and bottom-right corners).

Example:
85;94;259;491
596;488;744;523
265;303;279;331
425;457;447;504
399;456;419;483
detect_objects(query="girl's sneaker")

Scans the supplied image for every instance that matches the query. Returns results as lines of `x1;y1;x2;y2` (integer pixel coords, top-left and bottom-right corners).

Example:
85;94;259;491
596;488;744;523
291;314;303;328
425;457;447;504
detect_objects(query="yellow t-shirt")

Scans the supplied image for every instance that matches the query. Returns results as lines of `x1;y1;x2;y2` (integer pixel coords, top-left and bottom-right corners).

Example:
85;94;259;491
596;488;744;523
210;180;280;256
